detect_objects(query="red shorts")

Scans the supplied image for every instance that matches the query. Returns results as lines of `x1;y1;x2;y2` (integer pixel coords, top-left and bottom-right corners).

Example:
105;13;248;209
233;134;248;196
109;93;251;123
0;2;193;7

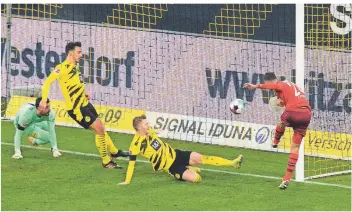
280;108;311;138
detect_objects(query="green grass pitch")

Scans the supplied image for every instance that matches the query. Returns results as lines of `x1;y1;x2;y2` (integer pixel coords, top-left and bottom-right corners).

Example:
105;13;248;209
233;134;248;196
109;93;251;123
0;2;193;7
1;121;351;211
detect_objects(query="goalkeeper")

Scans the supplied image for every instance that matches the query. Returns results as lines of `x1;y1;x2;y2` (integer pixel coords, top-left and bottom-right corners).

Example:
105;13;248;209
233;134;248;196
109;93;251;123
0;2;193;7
119;115;243;185
12;97;62;159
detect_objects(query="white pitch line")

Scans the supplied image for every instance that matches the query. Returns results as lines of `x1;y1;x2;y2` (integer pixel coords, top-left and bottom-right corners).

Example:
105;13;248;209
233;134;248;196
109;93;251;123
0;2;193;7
1;142;351;189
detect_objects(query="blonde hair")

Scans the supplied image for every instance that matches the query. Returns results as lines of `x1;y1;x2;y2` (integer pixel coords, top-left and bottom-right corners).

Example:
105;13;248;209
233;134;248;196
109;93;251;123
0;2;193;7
133;115;147;131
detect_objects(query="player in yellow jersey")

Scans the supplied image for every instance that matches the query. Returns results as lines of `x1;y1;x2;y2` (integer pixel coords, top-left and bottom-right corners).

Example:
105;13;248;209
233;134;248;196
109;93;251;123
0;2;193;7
39;42;129;168
119;115;243;184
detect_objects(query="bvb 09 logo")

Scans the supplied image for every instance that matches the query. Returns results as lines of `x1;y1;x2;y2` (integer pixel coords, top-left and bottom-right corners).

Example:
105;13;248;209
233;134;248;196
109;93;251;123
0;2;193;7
255;127;270;144
98;109;122;124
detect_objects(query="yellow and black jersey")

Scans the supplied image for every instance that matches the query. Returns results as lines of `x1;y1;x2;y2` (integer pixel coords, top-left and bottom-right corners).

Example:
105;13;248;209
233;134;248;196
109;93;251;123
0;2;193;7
129;128;176;171
42;60;89;117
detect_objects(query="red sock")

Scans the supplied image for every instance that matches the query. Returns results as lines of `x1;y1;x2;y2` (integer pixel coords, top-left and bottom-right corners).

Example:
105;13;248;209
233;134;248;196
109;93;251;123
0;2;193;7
274;124;285;145
283;153;299;181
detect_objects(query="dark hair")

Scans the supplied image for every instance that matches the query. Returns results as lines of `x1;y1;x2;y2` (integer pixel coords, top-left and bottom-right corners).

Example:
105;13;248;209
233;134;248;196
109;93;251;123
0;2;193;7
264;72;277;81
133;115;147;131
35;97;50;108
65;42;82;54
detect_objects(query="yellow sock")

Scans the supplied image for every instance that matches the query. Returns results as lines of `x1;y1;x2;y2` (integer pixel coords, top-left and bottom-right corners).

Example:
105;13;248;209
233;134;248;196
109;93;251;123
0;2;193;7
192;173;202;183
95;134;110;164
105;132;118;154
187;166;201;173
201;155;233;166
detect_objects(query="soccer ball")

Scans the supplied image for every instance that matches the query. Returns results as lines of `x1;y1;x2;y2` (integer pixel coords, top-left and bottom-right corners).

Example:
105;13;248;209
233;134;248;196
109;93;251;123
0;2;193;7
229;99;245;114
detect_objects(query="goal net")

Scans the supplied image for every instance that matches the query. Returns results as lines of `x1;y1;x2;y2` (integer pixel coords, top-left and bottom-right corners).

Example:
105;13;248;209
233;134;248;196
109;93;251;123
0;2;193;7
302;4;351;180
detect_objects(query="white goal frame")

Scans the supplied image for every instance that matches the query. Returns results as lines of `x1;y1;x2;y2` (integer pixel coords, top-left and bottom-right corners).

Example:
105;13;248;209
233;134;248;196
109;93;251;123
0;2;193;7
295;4;352;181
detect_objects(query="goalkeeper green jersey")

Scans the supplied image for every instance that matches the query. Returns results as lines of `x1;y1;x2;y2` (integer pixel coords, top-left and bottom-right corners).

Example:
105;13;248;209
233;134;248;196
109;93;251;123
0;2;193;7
14;103;55;128
14;103;56;150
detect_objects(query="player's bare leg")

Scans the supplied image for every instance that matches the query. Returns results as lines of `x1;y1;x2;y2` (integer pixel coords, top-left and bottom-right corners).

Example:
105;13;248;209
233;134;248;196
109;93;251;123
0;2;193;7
90;119;121;169
279;133;302;190
189;152;243;168
182;169;202;183
273;122;285;148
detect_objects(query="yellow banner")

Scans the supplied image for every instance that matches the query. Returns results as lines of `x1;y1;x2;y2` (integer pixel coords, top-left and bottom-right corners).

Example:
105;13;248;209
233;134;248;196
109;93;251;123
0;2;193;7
5;96;145;132
278;128;351;158
5;96;351;158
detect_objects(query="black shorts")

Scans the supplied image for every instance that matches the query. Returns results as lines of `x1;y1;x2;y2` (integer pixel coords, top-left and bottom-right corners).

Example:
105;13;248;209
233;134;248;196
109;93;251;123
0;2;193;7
168;149;192;181
67;103;98;129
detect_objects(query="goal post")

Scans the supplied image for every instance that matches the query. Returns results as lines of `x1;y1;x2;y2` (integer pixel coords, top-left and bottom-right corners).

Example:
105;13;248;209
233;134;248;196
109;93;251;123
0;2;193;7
5;4;11;106
295;3;305;182
1;4;12;118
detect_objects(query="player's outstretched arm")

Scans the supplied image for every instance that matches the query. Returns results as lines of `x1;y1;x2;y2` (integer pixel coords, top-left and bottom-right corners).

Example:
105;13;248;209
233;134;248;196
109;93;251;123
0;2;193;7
243;82;283;91
41;67;61;107
47;121;57;147
243;83;258;90
120;135;141;185
14;128;24;152
13;112;32;158
257;83;283;91
120;157;136;185
47;116;62;157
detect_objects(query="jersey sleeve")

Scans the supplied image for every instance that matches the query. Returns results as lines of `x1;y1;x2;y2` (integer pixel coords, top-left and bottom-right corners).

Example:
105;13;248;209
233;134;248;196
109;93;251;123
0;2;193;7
42;64;62;101
43;109;58;149
129;135;142;156
48;109;56;122
15;110;31;147
47;119;58;150
14;128;24;151
124;134;141;184
258;82;283;91
17;112;32;130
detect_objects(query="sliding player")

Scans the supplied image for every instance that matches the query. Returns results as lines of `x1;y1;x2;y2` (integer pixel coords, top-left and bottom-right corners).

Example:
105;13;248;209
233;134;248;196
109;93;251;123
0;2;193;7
244;72;311;190
39;41;128;168
119;115;243;185
12;97;61;159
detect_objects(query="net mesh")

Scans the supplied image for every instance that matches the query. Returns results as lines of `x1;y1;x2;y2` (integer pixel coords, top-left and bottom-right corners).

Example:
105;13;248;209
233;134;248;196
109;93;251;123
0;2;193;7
304;4;351;179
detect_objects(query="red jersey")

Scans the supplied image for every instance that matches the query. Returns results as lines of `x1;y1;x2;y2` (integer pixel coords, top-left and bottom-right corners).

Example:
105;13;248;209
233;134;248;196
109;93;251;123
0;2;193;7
258;81;311;111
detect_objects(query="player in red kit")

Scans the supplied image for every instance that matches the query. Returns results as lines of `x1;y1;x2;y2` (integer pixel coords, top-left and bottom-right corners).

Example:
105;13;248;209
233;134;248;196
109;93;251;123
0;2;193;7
244;72;311;190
